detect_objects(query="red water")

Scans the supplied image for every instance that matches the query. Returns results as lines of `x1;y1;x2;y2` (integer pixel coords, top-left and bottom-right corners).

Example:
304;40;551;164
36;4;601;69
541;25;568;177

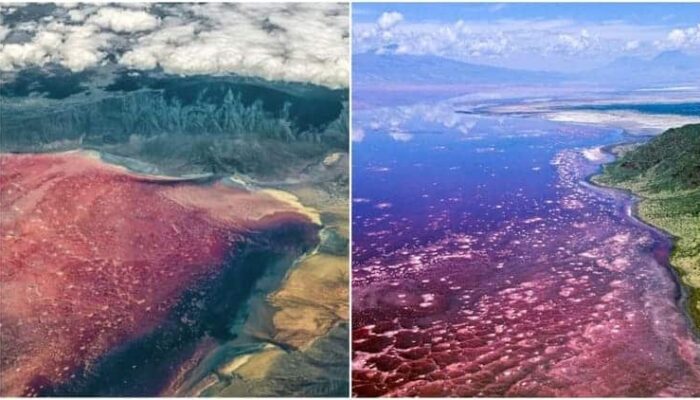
352;146;700;396
0;153;318;396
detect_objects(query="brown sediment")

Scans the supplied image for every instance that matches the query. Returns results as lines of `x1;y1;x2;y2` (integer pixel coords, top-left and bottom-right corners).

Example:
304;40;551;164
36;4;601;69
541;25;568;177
271;253;349;348
186;183;350;396
269;186;349;349
259;189;322;226
0;152;318;396
227;346;285;380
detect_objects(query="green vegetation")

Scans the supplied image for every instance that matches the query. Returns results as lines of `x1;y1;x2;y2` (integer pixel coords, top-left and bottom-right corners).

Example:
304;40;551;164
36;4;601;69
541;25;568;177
594;124;700;327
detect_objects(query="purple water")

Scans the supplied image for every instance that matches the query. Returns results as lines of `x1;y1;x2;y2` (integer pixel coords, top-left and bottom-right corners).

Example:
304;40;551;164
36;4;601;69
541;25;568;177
352;113;700;396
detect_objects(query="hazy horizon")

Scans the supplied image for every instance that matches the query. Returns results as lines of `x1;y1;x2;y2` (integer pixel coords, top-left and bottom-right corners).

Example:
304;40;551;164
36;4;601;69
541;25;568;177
353;3;700;72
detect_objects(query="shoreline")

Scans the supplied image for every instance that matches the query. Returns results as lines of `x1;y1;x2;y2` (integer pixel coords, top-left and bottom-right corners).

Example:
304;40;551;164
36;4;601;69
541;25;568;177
587;142;700;336
166;176;348;396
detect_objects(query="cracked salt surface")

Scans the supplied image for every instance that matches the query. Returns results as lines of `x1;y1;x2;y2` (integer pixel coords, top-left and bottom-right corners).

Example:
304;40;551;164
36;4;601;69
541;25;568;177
352;116;700;397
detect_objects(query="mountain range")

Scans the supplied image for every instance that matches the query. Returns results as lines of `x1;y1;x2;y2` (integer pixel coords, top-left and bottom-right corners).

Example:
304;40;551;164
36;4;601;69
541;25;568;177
353;50;700;88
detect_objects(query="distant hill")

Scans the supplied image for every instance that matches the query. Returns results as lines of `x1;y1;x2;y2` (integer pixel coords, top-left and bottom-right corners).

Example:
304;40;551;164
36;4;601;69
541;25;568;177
599;123;700;191
352;53;562;85
586;50;700;86
352;51;700;88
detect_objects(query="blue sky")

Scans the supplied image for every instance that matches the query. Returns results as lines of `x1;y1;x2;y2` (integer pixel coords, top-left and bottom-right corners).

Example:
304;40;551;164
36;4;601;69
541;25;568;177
354;3;700;26
353;3;700;71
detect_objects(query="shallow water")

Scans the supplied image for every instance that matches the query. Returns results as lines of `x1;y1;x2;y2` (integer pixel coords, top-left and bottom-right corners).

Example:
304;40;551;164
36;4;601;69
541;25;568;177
570;102;700;116
352;110;700;396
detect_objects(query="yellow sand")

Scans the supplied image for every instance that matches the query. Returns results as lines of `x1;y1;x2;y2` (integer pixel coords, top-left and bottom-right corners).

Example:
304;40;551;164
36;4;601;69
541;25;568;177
260;189;322;225
270;253;349;348
219;347;285;380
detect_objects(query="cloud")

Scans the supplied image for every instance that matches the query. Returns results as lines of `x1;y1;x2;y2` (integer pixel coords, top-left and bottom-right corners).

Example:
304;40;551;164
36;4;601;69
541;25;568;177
118;22;199;70
378;11;403;30
353;14;686;71
552;29;595;54
468;33;509;56
58;24;112;71
67;9;87;22
0;18;113;73
355;101;478;143
663;24;700;49
0;3;349;88
625;40;640;51
352;127;365;142
388;130;413;142
0;24;9;42
118;3;348;88
88;7;160;32
0;30;63;70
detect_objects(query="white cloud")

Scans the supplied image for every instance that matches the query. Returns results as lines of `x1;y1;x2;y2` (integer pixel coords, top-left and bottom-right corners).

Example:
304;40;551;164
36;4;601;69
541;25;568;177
356;101;478;143
0;30;63;70
625;40;640;51
668;29;687;46
67;9;88;22
0;3;348;88
119;3;152;10
119;3;348;88
88;7;159;33
469;34;509;56
378;11;403;30
388;130;413;142
59;24;111;71
119;22;198;70
0;20;114;72
663;24;700;49
352;127;365;142
0;24;9;42
552;29;595;54
0;6;129;72
353;16;682;71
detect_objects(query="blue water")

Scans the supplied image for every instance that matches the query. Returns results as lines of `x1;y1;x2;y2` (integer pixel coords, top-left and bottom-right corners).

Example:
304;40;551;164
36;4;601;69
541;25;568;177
569;102;700;116
353;115;625;266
